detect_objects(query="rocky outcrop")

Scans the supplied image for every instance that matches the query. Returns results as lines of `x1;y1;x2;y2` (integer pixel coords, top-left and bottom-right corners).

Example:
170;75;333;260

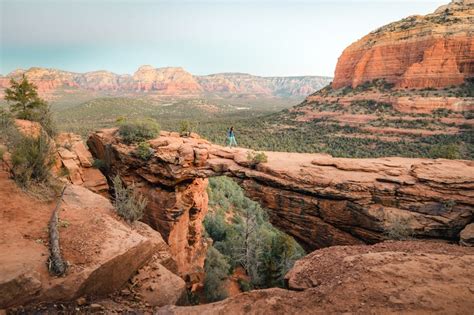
88;129;474;253
332;0;474;89
87;130;210;281
460;223;474;246
55;133;109;195
0;172;174;308
158;241;474;314
0;66;331;97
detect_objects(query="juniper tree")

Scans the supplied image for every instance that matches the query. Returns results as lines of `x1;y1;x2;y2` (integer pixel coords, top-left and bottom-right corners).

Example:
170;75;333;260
4;75;47;120
4;75;56;136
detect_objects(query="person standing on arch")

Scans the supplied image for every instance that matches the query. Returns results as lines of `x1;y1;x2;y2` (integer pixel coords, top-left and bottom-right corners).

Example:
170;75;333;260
227;126;238;148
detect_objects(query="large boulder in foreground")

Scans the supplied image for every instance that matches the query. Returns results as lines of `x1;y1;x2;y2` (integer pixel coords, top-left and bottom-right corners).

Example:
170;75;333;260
158;241;474;314
0;170;174;308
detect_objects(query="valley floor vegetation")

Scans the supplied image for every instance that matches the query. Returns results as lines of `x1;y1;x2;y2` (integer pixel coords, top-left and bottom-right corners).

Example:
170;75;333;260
23;88;472;160
202;176;305;302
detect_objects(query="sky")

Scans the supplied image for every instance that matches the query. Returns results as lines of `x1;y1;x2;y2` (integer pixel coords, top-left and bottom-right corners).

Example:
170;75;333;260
0;0;448;77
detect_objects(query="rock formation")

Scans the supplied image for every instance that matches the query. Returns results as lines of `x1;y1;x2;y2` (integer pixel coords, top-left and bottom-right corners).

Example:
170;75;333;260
332;0;474;89
55;133;109;195
158;241;474;314
0;66;331;98
0;121;186;309
88;129;474;253
0;174;183;308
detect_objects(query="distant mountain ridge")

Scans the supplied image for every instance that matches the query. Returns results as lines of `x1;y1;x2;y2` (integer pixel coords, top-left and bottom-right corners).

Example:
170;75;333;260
0;65;332;97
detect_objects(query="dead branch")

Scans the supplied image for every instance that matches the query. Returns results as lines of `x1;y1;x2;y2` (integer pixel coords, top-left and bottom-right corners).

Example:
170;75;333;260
48;185;67;276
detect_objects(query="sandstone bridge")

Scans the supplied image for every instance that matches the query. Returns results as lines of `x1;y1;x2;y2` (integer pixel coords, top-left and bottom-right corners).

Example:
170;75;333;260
87;129;474;276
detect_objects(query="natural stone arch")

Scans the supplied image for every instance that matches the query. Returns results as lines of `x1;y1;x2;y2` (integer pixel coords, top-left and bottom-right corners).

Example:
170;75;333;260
88;129;474;278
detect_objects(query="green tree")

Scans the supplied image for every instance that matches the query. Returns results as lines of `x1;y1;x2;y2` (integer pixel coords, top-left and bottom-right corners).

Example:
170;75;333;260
4;75;47;120
204;246;230;302
4;75;56;136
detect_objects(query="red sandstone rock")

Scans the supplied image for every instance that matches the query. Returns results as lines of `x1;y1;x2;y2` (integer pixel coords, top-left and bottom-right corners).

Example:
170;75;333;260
460;223;474;246
158;241;474;314
55;133;109;195
332;1;474;89
0;66;331;98
0;175;169;308
88;128;474;253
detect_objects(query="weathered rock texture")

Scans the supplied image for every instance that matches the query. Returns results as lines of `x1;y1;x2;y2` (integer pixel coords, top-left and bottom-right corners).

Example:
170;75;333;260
0;171;173;308
88;129;473;253
87;130;210;280
55;133;109;195
0;66;331;97
460;223;474;246
333;0;474;89
158;241;474;314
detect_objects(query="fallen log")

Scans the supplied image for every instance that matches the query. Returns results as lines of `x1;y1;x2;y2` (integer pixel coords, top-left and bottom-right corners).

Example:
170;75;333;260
48;185;68;276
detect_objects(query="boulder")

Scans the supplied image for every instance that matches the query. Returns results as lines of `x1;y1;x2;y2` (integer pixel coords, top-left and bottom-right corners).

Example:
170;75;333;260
158;241;474;314
460;223;474;246
0;172;170;308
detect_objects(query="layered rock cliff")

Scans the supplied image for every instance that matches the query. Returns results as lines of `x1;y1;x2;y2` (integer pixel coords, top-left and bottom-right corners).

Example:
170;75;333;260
0;66;331;97
332;0;474;89
88;129;474;253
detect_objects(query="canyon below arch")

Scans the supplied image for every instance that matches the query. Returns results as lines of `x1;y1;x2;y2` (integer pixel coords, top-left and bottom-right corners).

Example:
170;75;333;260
87;128;474;277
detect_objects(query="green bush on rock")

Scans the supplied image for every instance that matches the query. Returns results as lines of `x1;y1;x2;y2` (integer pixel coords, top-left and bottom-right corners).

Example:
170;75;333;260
118;119;160;144
112;175;147;223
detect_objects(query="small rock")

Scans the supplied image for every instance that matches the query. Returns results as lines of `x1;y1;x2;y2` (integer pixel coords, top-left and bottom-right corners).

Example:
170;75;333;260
89;303;103;311
121;289;131;296
76;297;87;306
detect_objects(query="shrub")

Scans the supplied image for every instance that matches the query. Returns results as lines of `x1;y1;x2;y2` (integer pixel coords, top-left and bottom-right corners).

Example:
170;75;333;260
35;104;57;137
384;215;414;240
118;119;160;144
11;133;54;187
134;142;154;160
204;246;230;302
429;143;461;159
179;120;194;137
247;151;268;167
0;108;13;130
238;279;253;292
92;158;107;170
112;175;147;223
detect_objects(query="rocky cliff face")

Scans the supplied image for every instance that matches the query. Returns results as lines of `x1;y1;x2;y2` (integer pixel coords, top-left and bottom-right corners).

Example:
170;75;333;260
159;241;474;314
88;129;473;253
0;66;331;97
332;0;474;89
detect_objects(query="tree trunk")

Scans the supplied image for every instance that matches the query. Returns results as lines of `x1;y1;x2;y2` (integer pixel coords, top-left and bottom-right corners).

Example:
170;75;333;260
48;186;67;276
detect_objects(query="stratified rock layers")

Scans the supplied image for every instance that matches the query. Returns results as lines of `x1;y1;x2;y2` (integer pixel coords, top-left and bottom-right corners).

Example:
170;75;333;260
87;132;209;280
332;2;474;89
88;129;474;253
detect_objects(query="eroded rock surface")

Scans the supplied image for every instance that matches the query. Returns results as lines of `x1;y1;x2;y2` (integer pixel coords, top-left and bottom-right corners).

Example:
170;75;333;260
332;0;474;89
0;170;172;308
88;129;474;253
158;241;474;314
55;133;109;195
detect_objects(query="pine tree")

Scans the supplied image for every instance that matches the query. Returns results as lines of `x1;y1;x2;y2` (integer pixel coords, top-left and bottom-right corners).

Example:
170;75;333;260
4;75;56;136
4;75;47;120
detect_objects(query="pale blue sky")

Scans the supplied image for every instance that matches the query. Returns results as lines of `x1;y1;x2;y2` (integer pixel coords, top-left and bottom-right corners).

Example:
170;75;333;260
0;0;447;76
